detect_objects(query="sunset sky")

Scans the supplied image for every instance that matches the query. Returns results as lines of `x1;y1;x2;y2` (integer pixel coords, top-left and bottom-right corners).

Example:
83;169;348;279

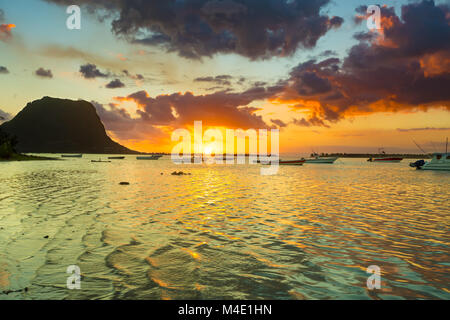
0;0;449;154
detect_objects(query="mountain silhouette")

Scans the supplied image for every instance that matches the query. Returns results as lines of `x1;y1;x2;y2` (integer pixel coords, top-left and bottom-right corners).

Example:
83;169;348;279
0;97;139;154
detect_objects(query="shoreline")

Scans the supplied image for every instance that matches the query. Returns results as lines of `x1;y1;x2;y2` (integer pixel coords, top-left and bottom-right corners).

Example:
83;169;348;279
0;153;59;161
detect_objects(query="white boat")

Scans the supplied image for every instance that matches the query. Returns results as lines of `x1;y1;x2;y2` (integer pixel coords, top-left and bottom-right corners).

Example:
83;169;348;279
419;153;450;171
410;138;450;171
304;155;338;164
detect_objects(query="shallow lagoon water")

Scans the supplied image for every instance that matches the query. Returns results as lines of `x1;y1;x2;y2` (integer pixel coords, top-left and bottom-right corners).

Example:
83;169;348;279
0;156;449;299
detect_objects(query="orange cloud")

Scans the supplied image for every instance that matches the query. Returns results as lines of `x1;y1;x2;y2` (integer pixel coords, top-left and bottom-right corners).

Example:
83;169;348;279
114;89;272;129
116;53;127;61
420;52;450;77
0;23;15;41
276;2;450;128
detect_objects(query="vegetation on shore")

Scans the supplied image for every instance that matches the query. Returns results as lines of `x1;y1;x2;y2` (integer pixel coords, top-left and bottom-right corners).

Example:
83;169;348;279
0;128;56;161
326;153;431;159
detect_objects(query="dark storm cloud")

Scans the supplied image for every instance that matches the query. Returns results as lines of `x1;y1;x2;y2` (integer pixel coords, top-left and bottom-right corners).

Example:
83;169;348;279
353;32;377;42
352;2;450;63
91;101;165;141
279;1;450;126
122;70;144;81
194;74;232;86
34;68;53;78
106;79;125;89
45;0;343;60
292;115;330;128
287;58;337;97
0;66;9;74
92;101;136;132
79;63;108;79
253;81;267;87
270;119;287;128
319;50;337;57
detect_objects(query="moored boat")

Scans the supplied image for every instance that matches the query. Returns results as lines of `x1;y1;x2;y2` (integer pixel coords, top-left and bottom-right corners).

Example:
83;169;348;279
411;153;450;171
137;155;162;160
367;148;402;162
279;159;305;166
108;156;125;160
61;154;82;158
368;157;403;163
304;155;338;164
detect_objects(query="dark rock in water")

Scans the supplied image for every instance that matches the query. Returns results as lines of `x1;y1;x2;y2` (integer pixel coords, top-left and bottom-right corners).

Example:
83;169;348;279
119;182;130;185
171;171;190;176
0;96;139;154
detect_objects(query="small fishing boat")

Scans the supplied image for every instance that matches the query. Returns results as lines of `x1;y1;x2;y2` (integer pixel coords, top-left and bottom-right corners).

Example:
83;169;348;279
91;159;111;163
279;159;305;166
61;154;82;158
108;156;125;160
367;148;402;163
137;155;162;160
304;154;338;164
367;157;403;163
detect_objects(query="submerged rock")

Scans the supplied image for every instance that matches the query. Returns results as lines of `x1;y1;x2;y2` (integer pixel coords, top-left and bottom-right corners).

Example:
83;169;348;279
171;171;191;176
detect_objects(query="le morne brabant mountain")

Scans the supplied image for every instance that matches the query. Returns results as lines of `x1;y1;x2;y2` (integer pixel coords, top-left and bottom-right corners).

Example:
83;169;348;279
0;97;138;154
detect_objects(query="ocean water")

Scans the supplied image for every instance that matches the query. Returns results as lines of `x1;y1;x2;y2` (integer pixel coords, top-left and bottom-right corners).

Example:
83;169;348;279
0;156;449;300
